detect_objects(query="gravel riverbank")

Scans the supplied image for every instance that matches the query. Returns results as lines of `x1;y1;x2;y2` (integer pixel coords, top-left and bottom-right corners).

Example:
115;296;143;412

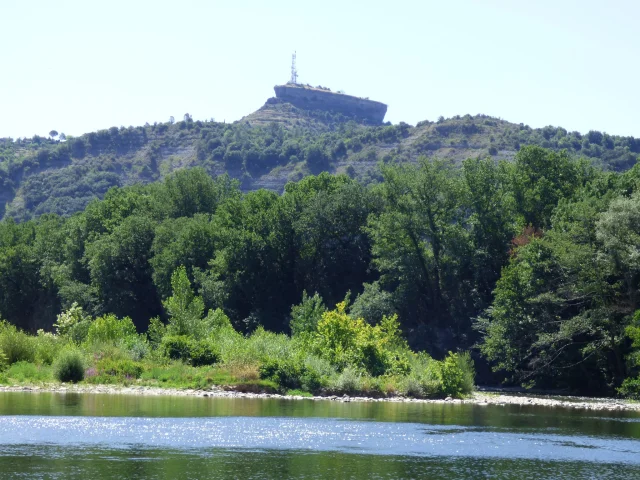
0;384;637;412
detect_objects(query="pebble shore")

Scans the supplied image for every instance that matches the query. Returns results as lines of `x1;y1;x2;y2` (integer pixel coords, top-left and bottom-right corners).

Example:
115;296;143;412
0;384;637;412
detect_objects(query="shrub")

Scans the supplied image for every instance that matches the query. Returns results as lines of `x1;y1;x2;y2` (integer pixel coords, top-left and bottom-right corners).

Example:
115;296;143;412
5;361;51;383
246;328;296;363
401;352;443;398
290;291;326;336
189;340;220;367
259;358;322;392
34;330;63;365
147;317;166;349
399;375;424;398
0;350;7;371
54;302;88;337
313;303;409;376
86;314;137;346
164;266;206;337
438;352;475;397
204;308;234;331
161;335;220;366
162;335;192;361
329;366;362;394
54;304;91;344
67;320;92;344
128;336;150;361
303;354;336;379
89;357;144;383
619;377;640;399
53;349;85;383
349;282;396;326
0;322;35;364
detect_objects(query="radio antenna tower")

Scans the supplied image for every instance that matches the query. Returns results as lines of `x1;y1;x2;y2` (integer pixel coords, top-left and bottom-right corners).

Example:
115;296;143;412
290;51;298;84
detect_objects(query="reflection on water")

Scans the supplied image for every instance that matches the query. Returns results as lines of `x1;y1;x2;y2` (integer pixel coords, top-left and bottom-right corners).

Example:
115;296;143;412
1;415;640;462
0;392;639;479
0;446;637;480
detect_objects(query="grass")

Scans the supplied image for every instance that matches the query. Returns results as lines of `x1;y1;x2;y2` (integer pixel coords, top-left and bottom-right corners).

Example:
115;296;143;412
0;306;476;399
286;389;313;397
0;361;52;384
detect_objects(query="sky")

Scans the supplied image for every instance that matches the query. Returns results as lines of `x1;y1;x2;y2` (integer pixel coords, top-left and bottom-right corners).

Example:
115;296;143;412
1;0;639;139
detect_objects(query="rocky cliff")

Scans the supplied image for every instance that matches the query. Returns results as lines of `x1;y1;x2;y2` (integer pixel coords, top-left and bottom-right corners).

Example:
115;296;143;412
273;84;387;124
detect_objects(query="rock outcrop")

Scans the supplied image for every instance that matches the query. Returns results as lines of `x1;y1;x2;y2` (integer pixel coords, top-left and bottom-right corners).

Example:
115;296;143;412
273;84;387;124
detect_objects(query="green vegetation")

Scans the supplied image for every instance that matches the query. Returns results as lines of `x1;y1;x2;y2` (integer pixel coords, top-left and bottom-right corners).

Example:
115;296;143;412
0;293;473;398
1;112;638;221
53;349;85;383
2;141;640;397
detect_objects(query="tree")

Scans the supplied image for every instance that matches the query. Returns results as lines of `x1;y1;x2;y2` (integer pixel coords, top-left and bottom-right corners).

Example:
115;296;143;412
86;215;160;329
158;168;239;219
367;157;472;350
49;130;58;139
509;146;592;228
304;144;329;173
164;266;206;336
478;188;639;392
150;215;218;298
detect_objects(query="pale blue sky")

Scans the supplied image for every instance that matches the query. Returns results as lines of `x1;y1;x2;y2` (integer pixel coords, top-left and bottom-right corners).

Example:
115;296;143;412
1;0;638;139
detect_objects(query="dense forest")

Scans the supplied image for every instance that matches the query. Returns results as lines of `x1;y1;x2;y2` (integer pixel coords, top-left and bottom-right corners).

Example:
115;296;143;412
2;107;639;222
2;145;640;396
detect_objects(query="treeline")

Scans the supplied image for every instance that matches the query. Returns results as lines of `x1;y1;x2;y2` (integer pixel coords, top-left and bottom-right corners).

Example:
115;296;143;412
414;115;640;171
1;117;408;220
2;146;640;395
4;113;640;223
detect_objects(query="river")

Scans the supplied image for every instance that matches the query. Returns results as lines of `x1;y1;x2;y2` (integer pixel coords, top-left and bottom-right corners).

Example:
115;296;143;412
0;392;639;478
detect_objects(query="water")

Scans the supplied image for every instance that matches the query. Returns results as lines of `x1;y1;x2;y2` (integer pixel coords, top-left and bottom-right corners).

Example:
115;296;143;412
0;392;639;479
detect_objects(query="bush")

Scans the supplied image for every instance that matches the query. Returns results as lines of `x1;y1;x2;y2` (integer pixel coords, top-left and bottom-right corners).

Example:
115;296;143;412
86;314;137;346
619;377;640;399
34;330;63;365
349;282;396;326
0;350;7;371
54;302;88;337
313;303;409;376
290;291;326;336
259;358;322;392
88;357;144;383
53;349;85;383
399;375;425;398
128;336;150;361
162;335;192;361
189;340;220;367
147;317;166;349
161;335;220;366
164;266;206;337
329;366;362;394
0;322;35;364
67;320;92;344
5;361;51;383
438;352;475;397
400;352;443;398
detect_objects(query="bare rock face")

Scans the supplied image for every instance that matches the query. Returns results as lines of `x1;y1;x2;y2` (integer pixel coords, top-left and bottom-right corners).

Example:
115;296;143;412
273;84;387;124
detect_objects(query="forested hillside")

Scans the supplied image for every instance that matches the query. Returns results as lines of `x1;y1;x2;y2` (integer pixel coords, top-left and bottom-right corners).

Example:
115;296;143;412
2;104;639;221
3;146;640;396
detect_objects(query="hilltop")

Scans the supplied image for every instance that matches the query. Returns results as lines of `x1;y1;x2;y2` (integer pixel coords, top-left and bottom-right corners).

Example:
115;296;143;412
1;100;638;220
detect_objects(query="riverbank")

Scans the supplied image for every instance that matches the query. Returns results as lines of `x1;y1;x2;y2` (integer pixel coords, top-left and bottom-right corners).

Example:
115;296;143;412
0;384;637;412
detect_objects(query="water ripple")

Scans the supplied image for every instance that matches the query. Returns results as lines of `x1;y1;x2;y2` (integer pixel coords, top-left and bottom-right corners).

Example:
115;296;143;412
1;415;639;464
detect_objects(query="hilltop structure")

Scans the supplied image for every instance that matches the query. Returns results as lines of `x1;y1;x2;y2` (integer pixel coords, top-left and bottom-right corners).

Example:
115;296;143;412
272;84;388;124
265;53;387;124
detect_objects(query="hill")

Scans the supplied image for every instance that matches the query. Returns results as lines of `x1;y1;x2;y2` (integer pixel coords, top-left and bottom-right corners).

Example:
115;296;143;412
1;101;639;221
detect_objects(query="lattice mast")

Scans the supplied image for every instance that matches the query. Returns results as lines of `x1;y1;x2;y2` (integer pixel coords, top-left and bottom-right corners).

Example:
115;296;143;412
290;51;298;84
